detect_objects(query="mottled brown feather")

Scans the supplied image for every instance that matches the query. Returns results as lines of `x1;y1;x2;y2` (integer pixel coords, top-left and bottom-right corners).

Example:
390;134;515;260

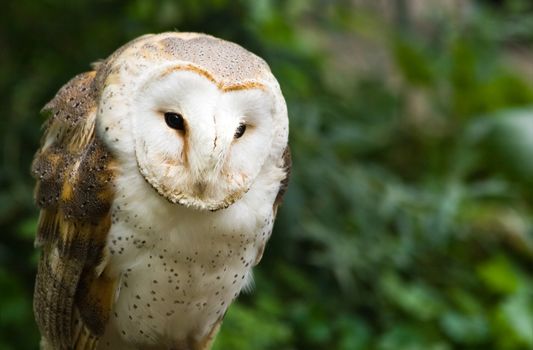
274;146;292;212
32;70;116;350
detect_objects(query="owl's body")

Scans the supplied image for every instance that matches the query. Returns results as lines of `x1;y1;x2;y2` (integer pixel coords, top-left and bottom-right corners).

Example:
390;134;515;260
32;32;290;350
99;145;280;349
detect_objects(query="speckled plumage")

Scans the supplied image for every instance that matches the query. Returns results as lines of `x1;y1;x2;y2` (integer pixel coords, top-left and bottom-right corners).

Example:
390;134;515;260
32;32;290;350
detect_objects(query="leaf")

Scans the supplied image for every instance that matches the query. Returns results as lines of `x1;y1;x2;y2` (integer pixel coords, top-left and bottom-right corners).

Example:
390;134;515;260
440;312;489;344
494;289;533;347
483;109;533;181
380;273;446;321
477;255;520;295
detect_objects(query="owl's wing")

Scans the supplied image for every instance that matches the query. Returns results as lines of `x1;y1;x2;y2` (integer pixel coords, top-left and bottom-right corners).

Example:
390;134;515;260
254;146;292;266
32;71;116;350
273;146;291;213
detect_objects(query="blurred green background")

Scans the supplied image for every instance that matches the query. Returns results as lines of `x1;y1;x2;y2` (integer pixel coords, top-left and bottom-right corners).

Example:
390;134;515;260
1;0;533;349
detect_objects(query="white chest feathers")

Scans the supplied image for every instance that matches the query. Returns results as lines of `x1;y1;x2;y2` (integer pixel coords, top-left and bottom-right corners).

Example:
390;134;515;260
98;162;282;349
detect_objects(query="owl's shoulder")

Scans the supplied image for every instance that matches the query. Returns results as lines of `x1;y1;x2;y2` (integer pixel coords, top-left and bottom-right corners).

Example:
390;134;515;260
33;69;114;230
42;71;99;125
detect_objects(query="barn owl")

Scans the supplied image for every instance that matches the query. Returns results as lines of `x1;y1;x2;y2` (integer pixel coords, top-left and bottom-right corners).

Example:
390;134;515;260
31;32;290;350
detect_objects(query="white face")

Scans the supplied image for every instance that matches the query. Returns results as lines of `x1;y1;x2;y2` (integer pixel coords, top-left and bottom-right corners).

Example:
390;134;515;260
130;68;276;210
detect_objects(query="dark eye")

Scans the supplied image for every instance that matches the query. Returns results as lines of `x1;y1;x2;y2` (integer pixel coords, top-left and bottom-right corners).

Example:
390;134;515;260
234;123;247;139
164;112;185;131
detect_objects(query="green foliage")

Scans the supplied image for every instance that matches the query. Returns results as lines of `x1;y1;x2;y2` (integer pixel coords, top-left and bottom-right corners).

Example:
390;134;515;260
1;0;533;349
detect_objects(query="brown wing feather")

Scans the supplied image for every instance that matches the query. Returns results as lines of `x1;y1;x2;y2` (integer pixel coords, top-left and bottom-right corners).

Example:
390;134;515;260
274;146;291;212
32;71;116;350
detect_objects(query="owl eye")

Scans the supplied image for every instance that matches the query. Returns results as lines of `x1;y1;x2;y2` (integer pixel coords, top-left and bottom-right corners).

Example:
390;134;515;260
164;112;185;131
234;123;247;139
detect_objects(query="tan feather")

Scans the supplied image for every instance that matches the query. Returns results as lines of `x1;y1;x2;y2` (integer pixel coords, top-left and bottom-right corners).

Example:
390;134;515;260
32;70;116;350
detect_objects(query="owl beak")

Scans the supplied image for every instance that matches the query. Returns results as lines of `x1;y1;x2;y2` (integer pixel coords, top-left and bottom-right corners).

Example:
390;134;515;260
193;181;208;196
187;127;229;197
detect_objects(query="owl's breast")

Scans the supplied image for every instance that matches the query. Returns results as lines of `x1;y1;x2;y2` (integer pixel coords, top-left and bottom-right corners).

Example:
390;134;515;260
97;164;277;349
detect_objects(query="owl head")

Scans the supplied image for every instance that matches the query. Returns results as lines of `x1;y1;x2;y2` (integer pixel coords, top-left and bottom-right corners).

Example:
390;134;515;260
96;32;288;211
